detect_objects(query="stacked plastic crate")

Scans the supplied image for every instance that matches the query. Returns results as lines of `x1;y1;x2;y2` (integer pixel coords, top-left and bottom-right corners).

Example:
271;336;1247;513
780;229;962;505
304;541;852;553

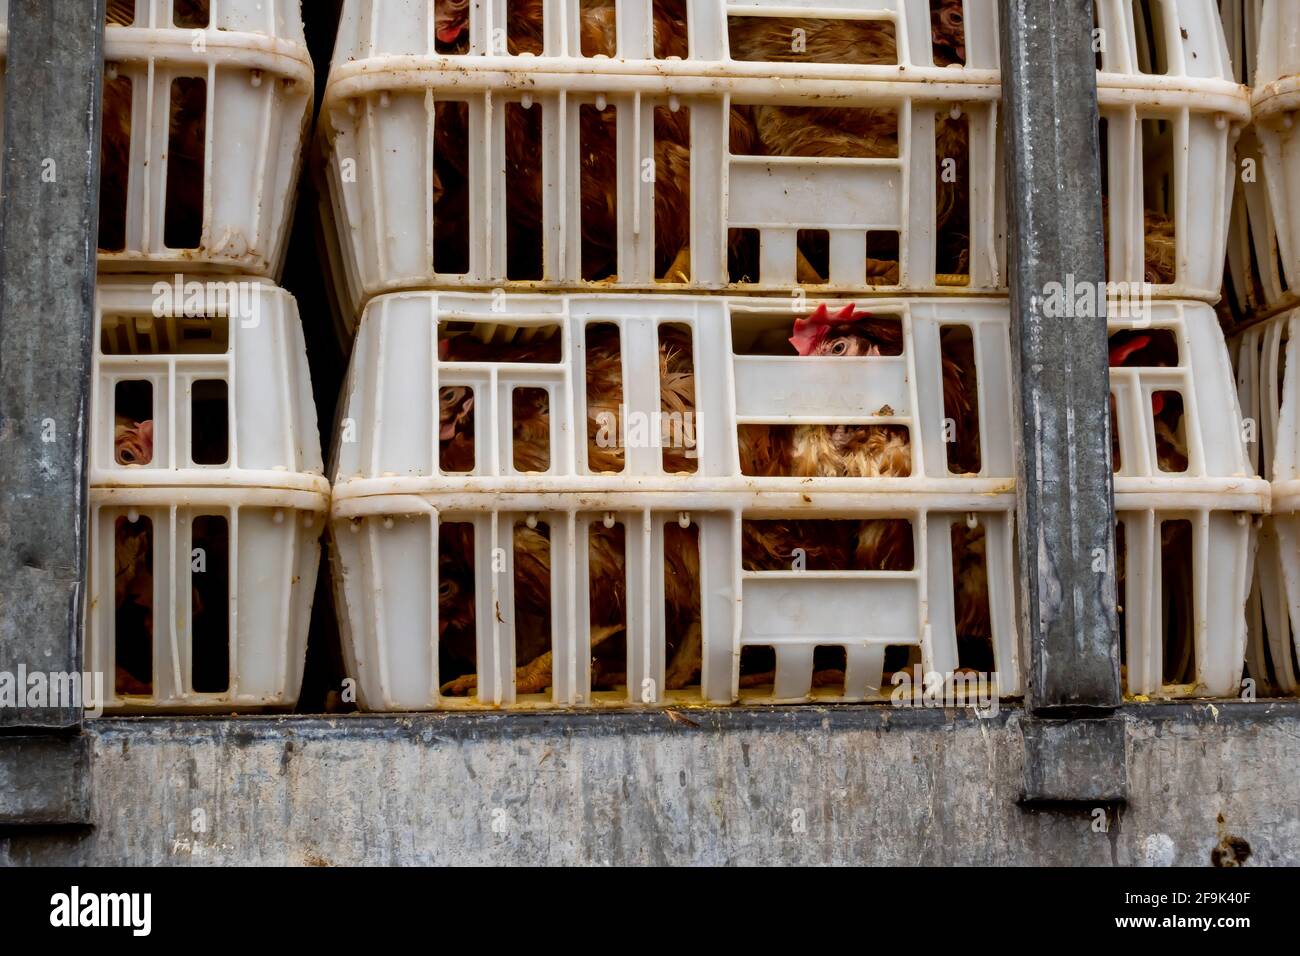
1095;0;1263;698
1232;0;1300;694
79;1;325;710
321;0;1257;709
1221;0;1289;318
321;0;1015;710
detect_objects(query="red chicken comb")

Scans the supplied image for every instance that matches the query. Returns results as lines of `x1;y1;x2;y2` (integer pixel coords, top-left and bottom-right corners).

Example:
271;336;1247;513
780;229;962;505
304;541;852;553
790;303;871;355
1109;334;1151;367
437;23;466;44
1108;335;1165;415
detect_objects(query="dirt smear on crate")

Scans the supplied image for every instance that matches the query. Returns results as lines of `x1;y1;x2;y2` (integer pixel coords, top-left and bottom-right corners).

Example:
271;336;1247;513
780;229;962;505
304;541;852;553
1210;813;1252;867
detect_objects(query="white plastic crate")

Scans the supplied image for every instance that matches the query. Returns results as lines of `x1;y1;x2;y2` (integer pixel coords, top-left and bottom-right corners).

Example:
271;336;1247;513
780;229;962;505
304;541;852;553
1220;0;1290;316
1219;0;1260;85
0;0;314;276
1094;0;1246;300
330;501;1019;710
1111;301;1266;698
1224;125;1291;317
329;291;1018;709
1233;309;1300;692
89;276;329;711
332;292;1016;494
1253;0;1300;298
320;0;1008;322
319;0;1244;329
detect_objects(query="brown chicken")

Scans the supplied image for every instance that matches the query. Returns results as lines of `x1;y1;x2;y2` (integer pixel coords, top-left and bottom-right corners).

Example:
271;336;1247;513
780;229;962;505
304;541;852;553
1109;330;1194;691
727;5;1183;288
1108;330;1189;473
436;303;994;697
1100;200;1177;287
107;0;207;24
114;515;154;695
437;323;703;696
740;304;977;480
106;0;136;24
727;1;970;283
112;419;156;695
436;518;705;696
115;415;154;466
736;303;991;684
112;510;216;699
1136;207;1176;286
101;0;208;252
431;0;741;282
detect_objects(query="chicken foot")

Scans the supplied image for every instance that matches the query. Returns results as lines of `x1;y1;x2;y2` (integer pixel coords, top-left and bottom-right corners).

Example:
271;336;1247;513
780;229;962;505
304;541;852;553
439;623;624;697
788;249;878;287
664;621;702;690
658;246;692;284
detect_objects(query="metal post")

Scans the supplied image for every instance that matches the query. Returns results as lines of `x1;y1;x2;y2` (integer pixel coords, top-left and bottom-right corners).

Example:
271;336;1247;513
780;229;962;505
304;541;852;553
999;0;1125;801
0;0;106;823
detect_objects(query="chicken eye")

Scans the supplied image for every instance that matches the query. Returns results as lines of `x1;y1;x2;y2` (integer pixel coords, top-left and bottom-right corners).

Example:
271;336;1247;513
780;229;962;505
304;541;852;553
831;340;849;355
120;450;135;464
439;580;454;598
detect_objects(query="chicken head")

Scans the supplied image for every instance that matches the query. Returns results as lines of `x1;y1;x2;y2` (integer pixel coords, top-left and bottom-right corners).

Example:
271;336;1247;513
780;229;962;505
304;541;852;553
115;416;154;466
789;302;892;357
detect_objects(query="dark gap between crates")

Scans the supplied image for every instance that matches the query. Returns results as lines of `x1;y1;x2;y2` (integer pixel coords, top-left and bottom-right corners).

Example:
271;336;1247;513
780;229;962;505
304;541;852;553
281;0;349;713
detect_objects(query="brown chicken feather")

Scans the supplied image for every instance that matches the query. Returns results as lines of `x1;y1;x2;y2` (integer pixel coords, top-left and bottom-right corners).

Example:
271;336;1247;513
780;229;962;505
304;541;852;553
1137;206;1176;286
107;0;209;27
113;419;155;693
114;414;154;466
106;0;136;24
1101;199;1177;287
951;522;993;669
112;418;214;698
438;519;705;696
113;516;154;696
437;324;703;696
101;0;209;252
1107;331;1194;692
1108;329;1190;473
584;323;698;473
727;2;969;283
431;0;756;281
436;301;995;696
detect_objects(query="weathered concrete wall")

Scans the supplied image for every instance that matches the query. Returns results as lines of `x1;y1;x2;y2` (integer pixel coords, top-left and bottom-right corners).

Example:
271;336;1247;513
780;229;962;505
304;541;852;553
1;702;1296;865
